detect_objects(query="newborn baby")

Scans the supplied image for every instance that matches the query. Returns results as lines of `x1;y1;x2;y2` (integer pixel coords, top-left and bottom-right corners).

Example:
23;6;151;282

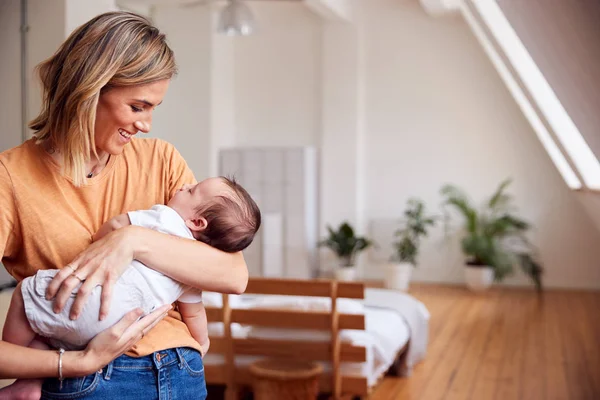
3;177;261;355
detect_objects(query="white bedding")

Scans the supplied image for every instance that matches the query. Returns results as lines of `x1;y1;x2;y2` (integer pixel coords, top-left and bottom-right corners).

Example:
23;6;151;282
204;307;408;386
202;288;429;386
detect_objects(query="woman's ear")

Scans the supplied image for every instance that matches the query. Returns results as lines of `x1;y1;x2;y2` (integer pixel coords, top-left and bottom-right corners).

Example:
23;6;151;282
185;217;208;233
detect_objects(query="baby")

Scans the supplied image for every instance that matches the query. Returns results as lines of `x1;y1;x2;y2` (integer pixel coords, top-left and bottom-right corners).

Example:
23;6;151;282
2;176;261;356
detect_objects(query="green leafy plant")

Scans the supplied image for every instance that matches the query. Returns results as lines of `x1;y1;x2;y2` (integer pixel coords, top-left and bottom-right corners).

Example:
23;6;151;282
440;179;543;291
392;198;437;266
319;222;373;268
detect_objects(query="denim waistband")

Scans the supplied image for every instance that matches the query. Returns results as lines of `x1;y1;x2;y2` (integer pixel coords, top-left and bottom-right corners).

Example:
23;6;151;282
102;348;195;380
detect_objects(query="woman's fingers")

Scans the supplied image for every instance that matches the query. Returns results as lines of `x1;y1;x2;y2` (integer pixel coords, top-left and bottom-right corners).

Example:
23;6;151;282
111;308;145;337
99;278;115;321
83;306;171;371
139;305;172;336
50;274;83;314
45;262;80;300
68;271;103;320
47;230;136;319
121;305;171;343
85;308;144;362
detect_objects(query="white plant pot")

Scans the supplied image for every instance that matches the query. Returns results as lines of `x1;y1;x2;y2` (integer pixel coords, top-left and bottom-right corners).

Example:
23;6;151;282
335;266;357;281
464;265;495;291
384;262;413;291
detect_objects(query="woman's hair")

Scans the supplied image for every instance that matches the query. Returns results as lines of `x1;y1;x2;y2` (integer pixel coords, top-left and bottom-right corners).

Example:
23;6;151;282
30;11;177;186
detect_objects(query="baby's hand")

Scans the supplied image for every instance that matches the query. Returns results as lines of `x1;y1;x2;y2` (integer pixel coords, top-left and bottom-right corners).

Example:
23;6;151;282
93;214;131;242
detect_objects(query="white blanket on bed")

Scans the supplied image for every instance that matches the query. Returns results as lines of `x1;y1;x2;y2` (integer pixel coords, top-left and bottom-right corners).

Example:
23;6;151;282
203;288;430;378
364;288;430;376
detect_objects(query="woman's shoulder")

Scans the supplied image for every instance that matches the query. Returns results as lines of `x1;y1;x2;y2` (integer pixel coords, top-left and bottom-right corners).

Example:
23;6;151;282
126;137;179;158
0;139;40;175
126;137;186;166
0;139;36;163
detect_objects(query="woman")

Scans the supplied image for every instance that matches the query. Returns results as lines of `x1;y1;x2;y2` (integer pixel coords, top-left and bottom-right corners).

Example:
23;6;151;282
0;11;247;400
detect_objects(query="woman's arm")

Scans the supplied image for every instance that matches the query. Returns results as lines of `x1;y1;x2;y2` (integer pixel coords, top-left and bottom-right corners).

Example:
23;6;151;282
0;305;170;379
47;225;248;320
0;341;85;379
129;225;248;294
93;215;246;292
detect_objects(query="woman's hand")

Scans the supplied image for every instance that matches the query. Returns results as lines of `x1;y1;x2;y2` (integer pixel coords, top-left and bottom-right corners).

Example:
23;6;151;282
46;226;136;320
67;305;171;376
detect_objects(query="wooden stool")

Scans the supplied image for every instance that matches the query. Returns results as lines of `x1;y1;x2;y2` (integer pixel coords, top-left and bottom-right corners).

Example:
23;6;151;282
249;359;323;400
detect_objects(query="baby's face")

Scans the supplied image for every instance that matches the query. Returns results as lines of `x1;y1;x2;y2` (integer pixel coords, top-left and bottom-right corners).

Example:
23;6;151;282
168;177;227;220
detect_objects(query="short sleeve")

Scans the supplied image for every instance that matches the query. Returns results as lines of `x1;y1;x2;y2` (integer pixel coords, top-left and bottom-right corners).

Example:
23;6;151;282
164;141;196;202
127;205;164;230
0;161;20;260
178;288;203;304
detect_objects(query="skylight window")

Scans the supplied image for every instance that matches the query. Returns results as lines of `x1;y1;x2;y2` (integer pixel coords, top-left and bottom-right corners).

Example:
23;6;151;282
471;0;600;190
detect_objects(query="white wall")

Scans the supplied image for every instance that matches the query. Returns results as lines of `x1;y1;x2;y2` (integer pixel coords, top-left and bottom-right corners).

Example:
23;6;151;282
226;0;600;289
0;0;23;152
151;5;213;180
27;0;66;139
90;0;600;289
361;0;600;288
318;21;368;274
65;0;118;35
209;12;236;177
233;2;322;147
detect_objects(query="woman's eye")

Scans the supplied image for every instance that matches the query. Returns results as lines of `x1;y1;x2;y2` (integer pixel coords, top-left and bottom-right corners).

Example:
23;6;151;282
131;105;143;113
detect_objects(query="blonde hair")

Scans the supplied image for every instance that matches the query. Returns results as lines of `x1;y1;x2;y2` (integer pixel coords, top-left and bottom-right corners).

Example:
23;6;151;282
29;11;177;186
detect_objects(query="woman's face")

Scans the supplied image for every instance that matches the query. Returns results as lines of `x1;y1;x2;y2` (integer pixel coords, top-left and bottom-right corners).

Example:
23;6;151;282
94;79;170;155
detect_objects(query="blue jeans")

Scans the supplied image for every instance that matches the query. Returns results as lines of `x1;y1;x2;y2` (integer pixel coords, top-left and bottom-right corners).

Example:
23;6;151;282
40;348;207;400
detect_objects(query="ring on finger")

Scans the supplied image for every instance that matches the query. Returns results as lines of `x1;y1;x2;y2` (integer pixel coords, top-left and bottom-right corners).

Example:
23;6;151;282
71;273;85;282
66;265;77;273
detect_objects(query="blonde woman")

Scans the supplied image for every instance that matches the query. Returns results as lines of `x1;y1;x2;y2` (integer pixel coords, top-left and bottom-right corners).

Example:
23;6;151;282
0;11;247;399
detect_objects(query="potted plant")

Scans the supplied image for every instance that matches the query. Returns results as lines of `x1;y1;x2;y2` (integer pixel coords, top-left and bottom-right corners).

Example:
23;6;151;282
440;179;543;292
319;222;373;281
386;198;437;291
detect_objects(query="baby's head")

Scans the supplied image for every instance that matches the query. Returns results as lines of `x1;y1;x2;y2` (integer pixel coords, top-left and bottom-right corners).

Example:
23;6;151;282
168;177;261;253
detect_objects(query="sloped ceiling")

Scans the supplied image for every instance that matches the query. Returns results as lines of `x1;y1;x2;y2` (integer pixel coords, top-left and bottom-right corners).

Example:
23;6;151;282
496;0;600;166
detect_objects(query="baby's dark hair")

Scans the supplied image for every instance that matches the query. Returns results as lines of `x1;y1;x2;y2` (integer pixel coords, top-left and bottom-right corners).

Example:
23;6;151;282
194;176;261;253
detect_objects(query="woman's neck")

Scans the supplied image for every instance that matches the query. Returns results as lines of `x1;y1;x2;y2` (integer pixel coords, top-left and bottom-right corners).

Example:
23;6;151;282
43;141;110;177
87;151;110;174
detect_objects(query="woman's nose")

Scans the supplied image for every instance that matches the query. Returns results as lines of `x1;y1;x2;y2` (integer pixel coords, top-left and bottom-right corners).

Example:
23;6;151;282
134;120;151;134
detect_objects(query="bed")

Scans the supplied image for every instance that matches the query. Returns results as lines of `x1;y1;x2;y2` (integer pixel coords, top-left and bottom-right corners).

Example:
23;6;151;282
201;278;429;400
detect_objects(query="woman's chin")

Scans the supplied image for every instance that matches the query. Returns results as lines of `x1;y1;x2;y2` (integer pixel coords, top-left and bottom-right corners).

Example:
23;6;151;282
104;140;131;155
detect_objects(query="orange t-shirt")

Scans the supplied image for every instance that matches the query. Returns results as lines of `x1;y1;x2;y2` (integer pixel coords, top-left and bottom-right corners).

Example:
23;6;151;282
0;137;202;357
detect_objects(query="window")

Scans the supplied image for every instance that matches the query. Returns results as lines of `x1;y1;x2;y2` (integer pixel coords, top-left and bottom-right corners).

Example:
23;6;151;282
469;0;600;190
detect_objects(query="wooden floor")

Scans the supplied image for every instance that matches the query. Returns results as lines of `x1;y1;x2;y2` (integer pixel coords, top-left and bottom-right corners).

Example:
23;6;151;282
369;285;600;400
0;285;598;399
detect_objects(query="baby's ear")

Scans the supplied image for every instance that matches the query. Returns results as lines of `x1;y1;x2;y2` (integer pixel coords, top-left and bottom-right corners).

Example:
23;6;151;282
185;216;208;233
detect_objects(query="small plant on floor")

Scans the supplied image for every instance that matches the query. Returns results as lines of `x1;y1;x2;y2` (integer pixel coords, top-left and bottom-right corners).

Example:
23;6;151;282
392;198;437;266
318;222;373;268
440;179;543;291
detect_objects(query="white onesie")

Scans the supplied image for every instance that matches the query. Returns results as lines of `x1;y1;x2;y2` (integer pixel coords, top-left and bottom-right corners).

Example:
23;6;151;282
20;205;202;351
